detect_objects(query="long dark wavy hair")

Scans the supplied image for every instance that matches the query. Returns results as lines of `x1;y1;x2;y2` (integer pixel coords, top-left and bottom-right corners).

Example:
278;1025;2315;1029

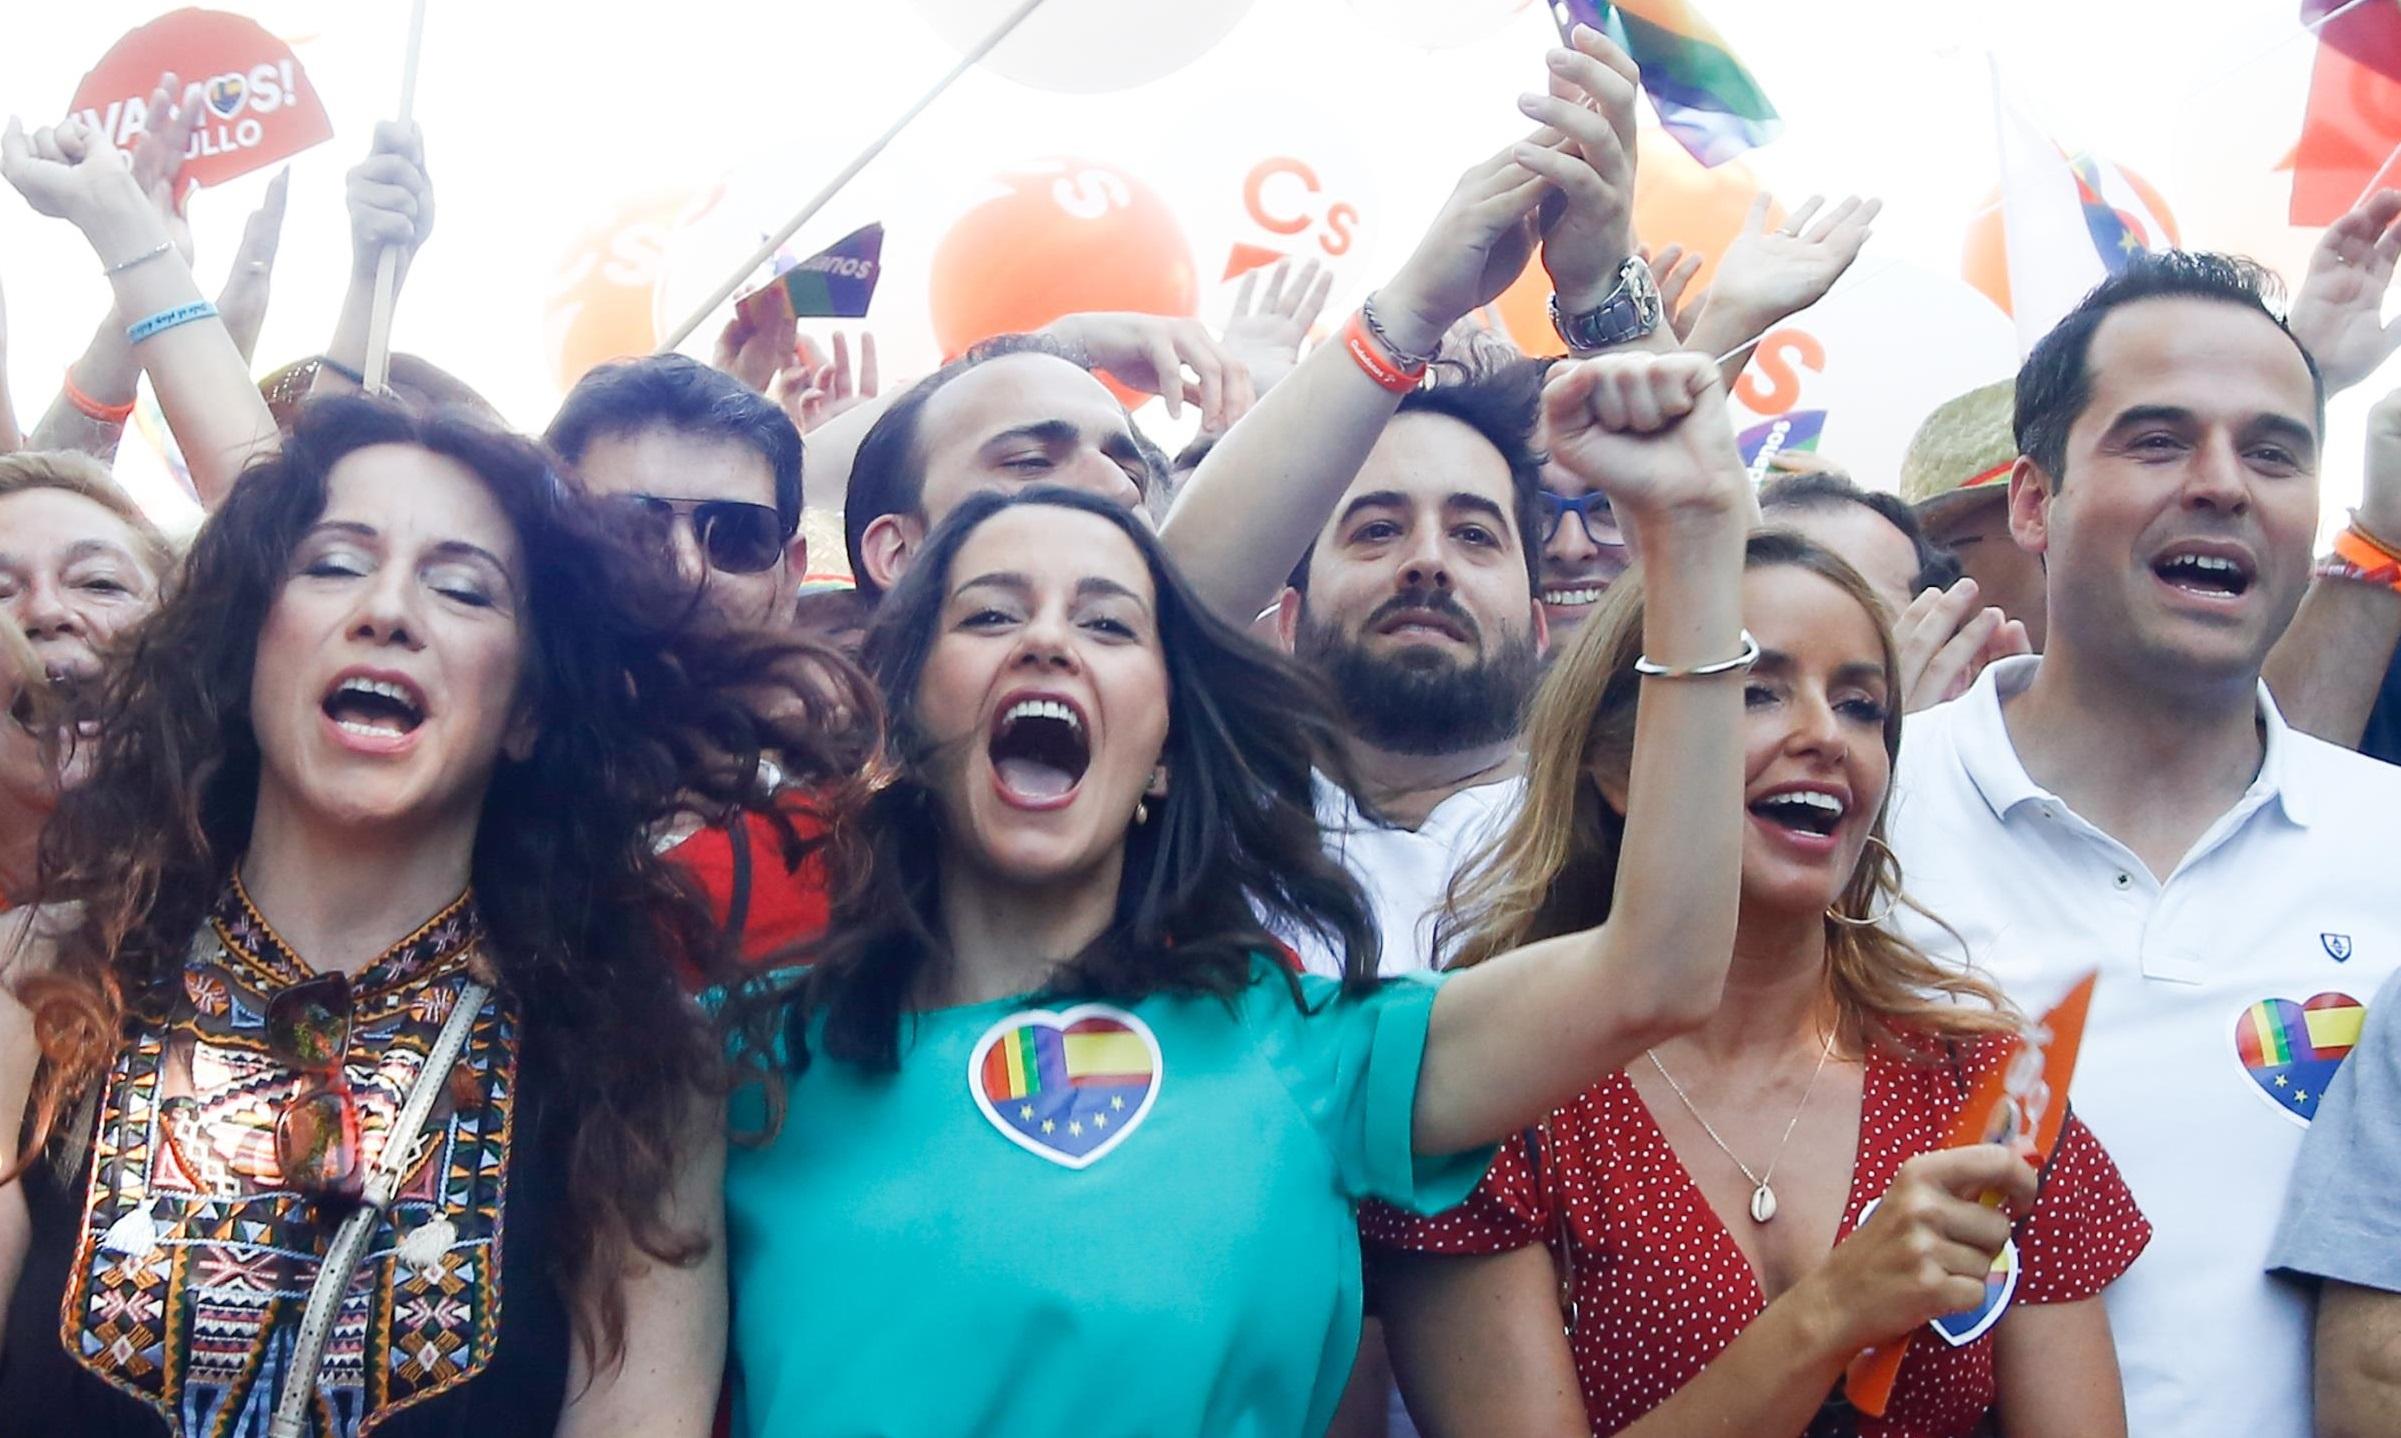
13;397;877;1368
728;487;1376;1122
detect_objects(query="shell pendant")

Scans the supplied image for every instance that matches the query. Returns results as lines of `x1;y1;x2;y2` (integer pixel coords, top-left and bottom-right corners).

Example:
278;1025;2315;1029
1748;1182;1779;1224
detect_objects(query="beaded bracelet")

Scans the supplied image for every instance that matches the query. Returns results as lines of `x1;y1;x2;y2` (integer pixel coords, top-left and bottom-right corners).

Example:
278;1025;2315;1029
125;300;219;345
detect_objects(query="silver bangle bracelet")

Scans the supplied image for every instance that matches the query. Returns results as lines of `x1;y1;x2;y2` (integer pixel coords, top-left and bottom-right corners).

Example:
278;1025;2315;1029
1632;629;1761;679
102;239;174;276
1359;291;1439;370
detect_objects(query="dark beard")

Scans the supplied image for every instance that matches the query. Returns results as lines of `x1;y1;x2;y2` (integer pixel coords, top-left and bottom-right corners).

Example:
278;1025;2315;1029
1296;607;1540;757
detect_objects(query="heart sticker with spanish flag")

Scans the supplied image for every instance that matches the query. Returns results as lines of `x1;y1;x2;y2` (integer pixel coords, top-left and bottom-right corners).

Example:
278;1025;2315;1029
968;1005;1161;1169
2233;992;2364;1125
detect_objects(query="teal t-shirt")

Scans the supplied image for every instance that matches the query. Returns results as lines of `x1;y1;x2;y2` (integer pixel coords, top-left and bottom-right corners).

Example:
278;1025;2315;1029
723;958;1490;1438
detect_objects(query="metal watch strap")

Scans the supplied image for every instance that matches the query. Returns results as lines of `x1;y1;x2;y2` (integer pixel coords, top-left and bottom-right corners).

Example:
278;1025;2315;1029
1551;255;1662;353
268;978;491;1438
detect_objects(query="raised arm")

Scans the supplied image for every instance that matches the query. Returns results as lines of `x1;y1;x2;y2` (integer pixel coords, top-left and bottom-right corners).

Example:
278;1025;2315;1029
1161;24;1650;627
1413;351;1752;1155
1681;192;1881;391
2264;191;2401;748
29;79;286;466
314;122;436;399
1;106;276;508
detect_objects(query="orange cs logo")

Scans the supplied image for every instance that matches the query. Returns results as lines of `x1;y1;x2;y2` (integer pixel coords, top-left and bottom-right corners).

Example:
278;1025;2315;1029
1242;157;1359;257
1732;328;1826;416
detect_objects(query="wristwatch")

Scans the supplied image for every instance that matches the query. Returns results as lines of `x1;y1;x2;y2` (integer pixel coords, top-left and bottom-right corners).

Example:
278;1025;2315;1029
1550;256;1663;353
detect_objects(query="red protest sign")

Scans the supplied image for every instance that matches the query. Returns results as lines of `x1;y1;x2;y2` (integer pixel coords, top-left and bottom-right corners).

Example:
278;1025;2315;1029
68;9;333;192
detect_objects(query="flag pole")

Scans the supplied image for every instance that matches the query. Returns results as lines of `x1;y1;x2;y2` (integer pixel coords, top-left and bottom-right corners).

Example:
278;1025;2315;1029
657;0;1055;353
362;0;429;392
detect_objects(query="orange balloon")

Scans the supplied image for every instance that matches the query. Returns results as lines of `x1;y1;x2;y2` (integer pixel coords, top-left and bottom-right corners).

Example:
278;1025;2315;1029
930;158;1198;406
1961;163;2180;314
1492;129;1781;357
543;187;693;395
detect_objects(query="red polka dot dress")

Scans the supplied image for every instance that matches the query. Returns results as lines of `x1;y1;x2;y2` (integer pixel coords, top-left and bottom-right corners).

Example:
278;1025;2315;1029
1362;1032;2150;1436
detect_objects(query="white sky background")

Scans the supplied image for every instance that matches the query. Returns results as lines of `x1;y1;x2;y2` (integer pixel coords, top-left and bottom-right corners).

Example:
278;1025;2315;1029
0;0;2391;536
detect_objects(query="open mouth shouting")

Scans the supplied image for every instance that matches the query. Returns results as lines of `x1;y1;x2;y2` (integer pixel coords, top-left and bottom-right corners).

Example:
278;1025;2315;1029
320;668;427;754
1747;782;1851;857
2149;541;2255;607
987;692;1092;811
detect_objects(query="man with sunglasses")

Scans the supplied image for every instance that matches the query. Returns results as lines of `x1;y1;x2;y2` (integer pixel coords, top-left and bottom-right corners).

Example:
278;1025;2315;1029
547;353;806;630
545;356;832;971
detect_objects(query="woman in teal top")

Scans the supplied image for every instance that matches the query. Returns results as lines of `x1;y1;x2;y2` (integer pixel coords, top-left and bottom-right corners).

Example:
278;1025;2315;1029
720;352;1760;1436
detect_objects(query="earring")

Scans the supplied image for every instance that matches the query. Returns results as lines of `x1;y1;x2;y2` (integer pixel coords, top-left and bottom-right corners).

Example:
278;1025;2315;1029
1826;834;1901;929
1134;799;1150;826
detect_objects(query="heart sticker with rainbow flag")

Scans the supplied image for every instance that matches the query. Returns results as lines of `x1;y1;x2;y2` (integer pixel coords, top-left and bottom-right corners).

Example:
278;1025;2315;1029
2233;992;2365;1126
968;1005;1162;1169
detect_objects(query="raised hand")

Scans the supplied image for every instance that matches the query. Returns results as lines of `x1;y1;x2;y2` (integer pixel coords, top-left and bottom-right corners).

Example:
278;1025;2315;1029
1700;193;1881;343
1539;350;1749;523
1378;145;1550;355
345;121;434;288
126;74;203;261
2289;189;2401;396
1796;1145;2037;1355
1644;242;1708;341
1515;23;1642;313
715;305;798;395
0;115;149;237
770;331;881;433
1222;257;1334;396
1895;578;2032;712
1041;311;1257;431
2362;386;2401;544
216;169;288;363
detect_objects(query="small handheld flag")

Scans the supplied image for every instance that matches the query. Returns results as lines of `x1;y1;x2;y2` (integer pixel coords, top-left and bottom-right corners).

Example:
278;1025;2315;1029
1553;1;1781;167
1843;970;2099;1415
735;222;885;326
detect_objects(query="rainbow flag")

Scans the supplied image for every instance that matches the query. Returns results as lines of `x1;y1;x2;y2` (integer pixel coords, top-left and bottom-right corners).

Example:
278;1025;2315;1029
1558;1;1781;166
733;221;884;327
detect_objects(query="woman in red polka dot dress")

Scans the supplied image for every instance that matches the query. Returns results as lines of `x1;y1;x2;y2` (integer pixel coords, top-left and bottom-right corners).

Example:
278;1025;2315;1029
1365;532;2150;1438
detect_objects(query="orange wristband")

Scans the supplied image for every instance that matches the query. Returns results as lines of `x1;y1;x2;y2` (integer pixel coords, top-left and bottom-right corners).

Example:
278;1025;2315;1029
1342;310;1426;394
62;369;136;425
2330;526;2401;589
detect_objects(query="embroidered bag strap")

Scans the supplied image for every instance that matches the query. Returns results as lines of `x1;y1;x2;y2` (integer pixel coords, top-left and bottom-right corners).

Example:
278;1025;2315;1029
268;978;490;1438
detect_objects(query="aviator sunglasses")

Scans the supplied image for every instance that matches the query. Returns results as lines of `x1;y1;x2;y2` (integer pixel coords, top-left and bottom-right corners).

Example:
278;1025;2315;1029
609;494;789;575
266;972;364;1202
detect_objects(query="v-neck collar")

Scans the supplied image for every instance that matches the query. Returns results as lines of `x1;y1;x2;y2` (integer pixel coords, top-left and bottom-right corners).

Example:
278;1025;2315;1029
1614;1049;1884;1315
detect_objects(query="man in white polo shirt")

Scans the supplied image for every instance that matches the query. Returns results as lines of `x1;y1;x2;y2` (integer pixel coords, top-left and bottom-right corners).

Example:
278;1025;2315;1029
1887;251;2401;1437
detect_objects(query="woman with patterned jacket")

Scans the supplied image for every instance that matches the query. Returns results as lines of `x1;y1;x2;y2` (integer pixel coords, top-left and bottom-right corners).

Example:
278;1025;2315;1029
0;399;868;1437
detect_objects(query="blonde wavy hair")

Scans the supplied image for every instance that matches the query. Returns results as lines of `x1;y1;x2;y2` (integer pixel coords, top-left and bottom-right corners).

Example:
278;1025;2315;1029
1437;529;2015;1057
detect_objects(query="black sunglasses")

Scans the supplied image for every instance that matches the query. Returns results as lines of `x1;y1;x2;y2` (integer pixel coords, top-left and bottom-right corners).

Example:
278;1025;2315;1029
1535;490;1627;547
610;494;788;575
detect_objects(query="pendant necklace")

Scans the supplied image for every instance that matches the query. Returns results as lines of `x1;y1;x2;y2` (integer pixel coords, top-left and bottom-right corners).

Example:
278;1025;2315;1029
1646;1031;1836;1224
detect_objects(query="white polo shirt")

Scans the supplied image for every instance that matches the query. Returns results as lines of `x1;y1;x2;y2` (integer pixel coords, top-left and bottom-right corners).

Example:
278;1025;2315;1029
1290;771;1525;979
1888;656;2401;1438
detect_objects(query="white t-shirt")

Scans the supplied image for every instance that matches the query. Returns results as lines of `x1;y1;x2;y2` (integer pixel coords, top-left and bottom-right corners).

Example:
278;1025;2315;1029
1888;656;2401;1438
1290;771;1526;980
